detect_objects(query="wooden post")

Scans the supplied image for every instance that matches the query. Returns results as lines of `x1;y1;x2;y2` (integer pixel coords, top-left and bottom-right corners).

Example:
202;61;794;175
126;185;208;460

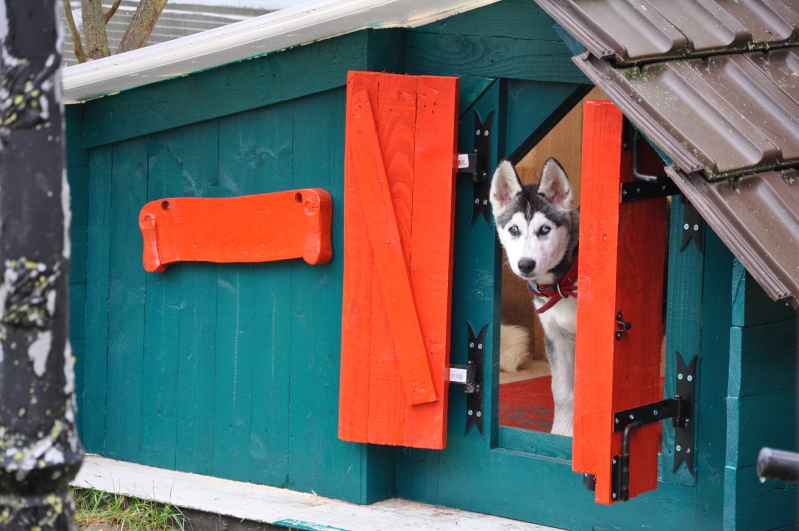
0;1;83;528
572;101;666;503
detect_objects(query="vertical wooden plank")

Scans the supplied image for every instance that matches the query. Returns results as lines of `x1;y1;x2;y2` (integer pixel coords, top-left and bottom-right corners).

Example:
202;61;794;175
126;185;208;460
660;200;703;486
174;121;220;475
139;130;185;469
340;73;381;443
291;89;361;499
211;111;266;481
242;103;294;488
403;75;459;447
105;138;149;462
81;147;112;453
573;100;666;503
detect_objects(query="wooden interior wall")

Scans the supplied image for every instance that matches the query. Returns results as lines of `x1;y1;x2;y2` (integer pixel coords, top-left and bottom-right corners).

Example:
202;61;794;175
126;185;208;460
501;87;606;360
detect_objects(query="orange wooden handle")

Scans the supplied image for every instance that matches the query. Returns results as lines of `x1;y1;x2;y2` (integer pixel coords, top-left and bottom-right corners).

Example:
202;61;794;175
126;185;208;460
139;189;332;273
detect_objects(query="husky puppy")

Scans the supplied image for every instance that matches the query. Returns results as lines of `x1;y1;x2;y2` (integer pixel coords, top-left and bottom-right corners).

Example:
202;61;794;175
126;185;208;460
490;159;579;437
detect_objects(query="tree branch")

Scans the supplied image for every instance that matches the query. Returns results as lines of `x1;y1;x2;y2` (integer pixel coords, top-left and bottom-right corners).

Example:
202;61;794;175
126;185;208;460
64;0;87;63
104;0;122;23
81;0;111;59
117;0;168;54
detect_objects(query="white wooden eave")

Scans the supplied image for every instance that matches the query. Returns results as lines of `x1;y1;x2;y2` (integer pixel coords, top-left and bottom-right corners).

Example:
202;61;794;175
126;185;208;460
61;0;500;103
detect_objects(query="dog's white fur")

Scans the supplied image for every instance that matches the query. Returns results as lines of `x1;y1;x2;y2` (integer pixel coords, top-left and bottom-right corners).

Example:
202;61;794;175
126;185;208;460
491;159;579;437
499;323;530;373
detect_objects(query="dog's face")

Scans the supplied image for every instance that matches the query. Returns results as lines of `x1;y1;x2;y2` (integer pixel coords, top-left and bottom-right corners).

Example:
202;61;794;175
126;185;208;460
490;159;575;284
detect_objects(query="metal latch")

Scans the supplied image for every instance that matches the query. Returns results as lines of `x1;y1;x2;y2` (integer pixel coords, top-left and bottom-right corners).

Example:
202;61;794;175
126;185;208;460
457;109;493;226
610;352;698;501
450;323;486;437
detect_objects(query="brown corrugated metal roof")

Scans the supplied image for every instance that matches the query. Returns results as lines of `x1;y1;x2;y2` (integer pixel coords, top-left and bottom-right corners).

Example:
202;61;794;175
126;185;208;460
535;0;799;309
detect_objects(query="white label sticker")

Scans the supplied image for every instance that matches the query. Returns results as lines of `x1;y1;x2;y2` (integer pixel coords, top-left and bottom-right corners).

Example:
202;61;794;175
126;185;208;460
457;154;469;169
449;368;468;383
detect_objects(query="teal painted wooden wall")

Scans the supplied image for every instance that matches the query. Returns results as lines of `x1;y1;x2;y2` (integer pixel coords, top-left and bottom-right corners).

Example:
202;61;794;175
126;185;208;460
64;0;797;528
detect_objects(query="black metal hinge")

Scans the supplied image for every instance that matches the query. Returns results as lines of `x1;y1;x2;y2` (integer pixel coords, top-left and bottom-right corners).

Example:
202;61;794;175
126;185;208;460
610;352;698;501
449;322;486;438
457;110;493;226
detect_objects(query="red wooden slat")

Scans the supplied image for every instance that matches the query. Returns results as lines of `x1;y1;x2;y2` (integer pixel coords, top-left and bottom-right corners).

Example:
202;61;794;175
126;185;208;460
138;189;332;272
348;88;437;407
339;71;458;449
573;101;666;503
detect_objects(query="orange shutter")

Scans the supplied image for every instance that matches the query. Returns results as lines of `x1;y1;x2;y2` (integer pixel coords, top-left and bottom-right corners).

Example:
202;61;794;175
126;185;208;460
338;71;459;450
573;101;667;503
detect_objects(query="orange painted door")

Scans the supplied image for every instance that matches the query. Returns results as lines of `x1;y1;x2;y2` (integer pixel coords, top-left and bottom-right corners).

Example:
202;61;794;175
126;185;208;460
572;101;667;503
338;71;459;450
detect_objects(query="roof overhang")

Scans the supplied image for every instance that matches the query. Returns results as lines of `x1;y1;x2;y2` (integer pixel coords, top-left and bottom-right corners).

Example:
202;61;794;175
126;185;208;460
61;0;499;103
535;0;799;309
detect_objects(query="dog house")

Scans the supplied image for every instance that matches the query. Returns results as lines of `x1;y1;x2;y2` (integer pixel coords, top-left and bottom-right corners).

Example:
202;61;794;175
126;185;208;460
64;0;798;529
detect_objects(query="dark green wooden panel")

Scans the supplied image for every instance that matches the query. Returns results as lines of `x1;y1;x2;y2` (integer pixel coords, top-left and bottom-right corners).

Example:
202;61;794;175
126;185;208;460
496;426;570;461
726;388;797;469
215;103;295;487
81;146;113;453
287;89;366;502
459;77;495;118
485;448;698;531
415;0;562;40
730;319;798;399
80;30;408;150
723;463;798;531
137;129;189;469
405;32;587;84
694;229;734;530
65;104;89;167
504;80;586;155
68;164;89;286
660;200;704;486
731;260;798;327
104;138;149;462
171;122;220;476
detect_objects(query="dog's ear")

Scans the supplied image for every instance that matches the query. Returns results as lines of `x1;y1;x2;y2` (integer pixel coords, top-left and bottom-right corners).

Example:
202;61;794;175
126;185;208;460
539;158;573;210
490;160;522;216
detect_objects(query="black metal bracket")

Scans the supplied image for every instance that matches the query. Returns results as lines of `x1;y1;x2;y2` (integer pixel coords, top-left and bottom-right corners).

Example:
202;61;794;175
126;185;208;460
610;352;698;501
457;110;493;226
615;312;631;340
680;198;703;253
450;322;486;438
621;178;681;203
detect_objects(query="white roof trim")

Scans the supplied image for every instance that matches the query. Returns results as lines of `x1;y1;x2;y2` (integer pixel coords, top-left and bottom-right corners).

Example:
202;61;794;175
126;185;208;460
62;0;499;103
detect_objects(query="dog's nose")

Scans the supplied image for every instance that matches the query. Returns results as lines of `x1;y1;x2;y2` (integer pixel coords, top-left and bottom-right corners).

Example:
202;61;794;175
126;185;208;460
517;259;536;275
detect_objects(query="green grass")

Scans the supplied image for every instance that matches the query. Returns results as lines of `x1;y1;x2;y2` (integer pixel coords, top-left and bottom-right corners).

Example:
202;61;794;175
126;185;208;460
72;487;189;530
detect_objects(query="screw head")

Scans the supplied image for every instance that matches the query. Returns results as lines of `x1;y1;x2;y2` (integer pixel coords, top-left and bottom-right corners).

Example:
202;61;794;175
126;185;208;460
629;414;635;420
476;411;482;418
686;448;691;454
615;418;619;424
687;375;693;382
612;493;618;500
484;130;489;136
653;410;658;416
613;458;617;465
474;198;480;204
468;409;473;416
676;445;682;452
683;223;690;230
469;342;474;348
477;343;483;350
678;373;684;380
693;224;699;231
475;129;481;135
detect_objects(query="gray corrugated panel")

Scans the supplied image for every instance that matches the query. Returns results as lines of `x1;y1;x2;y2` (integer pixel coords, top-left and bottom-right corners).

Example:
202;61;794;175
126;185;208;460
573;48;799;180
535;0;799;65
667;167;799;308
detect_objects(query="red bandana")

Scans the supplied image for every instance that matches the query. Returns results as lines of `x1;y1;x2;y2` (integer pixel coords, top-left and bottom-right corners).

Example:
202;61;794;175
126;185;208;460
527;254;578;314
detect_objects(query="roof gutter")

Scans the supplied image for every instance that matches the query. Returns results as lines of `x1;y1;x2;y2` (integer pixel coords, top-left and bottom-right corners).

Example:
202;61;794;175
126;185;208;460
61;0;499;103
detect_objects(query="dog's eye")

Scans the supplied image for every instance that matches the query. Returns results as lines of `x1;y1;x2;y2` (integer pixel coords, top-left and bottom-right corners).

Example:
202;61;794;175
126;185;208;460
539;225;551;236
508;226;520;237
